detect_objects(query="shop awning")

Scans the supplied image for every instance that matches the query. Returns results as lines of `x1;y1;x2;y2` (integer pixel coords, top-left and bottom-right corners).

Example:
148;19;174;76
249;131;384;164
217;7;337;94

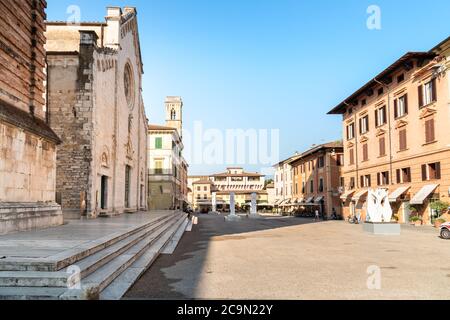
388;186;411;203
410;184;439;205
314;196;325;203
282;199;293;206
352;189;368;202
340;190;355;200
305;196;315;204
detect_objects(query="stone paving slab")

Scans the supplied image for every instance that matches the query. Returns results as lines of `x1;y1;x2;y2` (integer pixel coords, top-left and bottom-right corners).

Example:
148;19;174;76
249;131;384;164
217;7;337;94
0;212;172;261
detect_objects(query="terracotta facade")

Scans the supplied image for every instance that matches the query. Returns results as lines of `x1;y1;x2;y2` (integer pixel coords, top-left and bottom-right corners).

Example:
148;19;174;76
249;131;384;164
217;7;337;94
328;37;450;225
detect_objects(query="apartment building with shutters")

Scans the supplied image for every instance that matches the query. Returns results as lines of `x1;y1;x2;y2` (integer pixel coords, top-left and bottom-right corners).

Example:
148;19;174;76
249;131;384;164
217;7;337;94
328;36;450;225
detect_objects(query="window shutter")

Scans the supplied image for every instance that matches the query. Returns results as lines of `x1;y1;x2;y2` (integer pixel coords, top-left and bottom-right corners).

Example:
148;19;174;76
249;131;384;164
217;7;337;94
430;118;435;142
431;78;437;102
425;119;435;143
377;173;381;186
360;176;364;188
394;100;398;118
375;109;379;127
379;137;385;156
399;130;407;151
404;94;408;114
422;164;427;181
359;118;362;135
436;162;441;180
396;169;401;184
386;172;389;185
363;144;368;161
418;85;424;107
382;107;387;124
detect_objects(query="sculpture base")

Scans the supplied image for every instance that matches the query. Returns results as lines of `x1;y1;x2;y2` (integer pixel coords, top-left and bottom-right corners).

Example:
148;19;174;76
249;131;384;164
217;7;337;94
363;222;401;235
225;214;242;222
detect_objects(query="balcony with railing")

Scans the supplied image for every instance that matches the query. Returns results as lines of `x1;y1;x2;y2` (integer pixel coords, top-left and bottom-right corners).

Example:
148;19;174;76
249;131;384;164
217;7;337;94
148;168;177;182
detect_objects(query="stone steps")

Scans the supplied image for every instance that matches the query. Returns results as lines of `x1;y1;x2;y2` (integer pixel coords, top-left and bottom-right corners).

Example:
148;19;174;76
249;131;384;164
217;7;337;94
0;213;172;272
161;218;189;254
0;212;190;300
100;215;189;300
61;214;187;299
0;214;177;288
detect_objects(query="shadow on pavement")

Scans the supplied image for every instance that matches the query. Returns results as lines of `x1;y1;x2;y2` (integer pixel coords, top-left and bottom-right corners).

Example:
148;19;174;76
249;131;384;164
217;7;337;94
123;213;325;300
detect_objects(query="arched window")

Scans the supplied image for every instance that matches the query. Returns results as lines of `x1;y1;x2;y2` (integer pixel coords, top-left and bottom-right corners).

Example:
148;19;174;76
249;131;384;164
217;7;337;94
124;62;135;109
171;109;176;120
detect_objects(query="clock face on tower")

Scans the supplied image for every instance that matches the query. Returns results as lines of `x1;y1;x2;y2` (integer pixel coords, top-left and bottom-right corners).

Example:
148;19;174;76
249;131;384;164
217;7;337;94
124;62;135;110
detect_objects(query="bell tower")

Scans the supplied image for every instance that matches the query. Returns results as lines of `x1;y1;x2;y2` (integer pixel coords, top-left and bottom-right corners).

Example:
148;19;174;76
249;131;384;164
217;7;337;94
165;96;183;138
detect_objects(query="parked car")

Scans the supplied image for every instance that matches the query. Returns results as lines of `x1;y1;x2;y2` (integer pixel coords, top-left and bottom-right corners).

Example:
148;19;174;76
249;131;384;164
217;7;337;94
440;222;450;239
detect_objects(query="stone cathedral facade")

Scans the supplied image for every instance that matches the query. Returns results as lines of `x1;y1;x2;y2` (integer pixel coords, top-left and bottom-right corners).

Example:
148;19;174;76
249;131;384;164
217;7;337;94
46;7;148;219
0;0;63;235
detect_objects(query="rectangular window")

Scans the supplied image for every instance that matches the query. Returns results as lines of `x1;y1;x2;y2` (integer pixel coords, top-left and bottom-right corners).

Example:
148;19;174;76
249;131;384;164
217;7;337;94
340;177;345;188
310;181;314;193
423;162;441;181
425;118;435;143
350;177;355;190
399;129;407;151
379;137;386;156
378;88;384;96
359;115;369;134
361;175;371;188
336;154;344;166
419;79;437;107
362;144;368;162
402;168;411;183
394;94;408;118
397;74;405;83
347;123;355;140
319;179;324;193
155;137;163;149
318;156;325;168
349;148;355;165
377;171;390;186
375;106;387;127
154;160;163;174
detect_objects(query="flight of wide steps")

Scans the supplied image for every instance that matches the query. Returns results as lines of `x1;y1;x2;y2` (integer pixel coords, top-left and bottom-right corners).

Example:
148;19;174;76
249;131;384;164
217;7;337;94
0;212;192;300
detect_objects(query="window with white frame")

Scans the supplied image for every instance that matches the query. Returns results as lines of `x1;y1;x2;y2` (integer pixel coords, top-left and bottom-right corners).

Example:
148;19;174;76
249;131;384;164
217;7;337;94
347;123;355;140
359;115;369;134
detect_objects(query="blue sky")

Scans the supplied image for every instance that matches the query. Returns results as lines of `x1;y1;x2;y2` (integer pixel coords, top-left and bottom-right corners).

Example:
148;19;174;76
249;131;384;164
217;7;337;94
47;0;450;175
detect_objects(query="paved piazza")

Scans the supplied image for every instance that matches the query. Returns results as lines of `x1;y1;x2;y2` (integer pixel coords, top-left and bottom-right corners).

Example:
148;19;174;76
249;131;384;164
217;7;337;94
125;214;450;300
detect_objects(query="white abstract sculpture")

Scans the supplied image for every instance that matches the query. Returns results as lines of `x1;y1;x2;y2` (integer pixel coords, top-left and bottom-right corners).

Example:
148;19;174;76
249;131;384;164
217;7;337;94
366;189;393;223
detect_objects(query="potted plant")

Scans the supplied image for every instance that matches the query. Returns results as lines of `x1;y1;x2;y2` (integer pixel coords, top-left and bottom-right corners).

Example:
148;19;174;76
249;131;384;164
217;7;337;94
431;201;450;226
409;215;422;227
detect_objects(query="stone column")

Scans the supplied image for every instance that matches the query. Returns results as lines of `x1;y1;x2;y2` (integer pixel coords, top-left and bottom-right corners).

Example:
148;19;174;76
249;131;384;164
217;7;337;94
211;192;218;214
225;192;241;221
248;192;262;219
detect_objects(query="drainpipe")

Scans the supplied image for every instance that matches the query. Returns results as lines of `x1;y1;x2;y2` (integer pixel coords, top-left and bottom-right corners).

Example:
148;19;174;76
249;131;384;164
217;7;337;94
374;78;394;187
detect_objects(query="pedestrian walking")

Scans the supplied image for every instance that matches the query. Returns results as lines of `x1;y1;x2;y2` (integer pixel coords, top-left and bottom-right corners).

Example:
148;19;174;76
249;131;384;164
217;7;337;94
315;209;320;222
